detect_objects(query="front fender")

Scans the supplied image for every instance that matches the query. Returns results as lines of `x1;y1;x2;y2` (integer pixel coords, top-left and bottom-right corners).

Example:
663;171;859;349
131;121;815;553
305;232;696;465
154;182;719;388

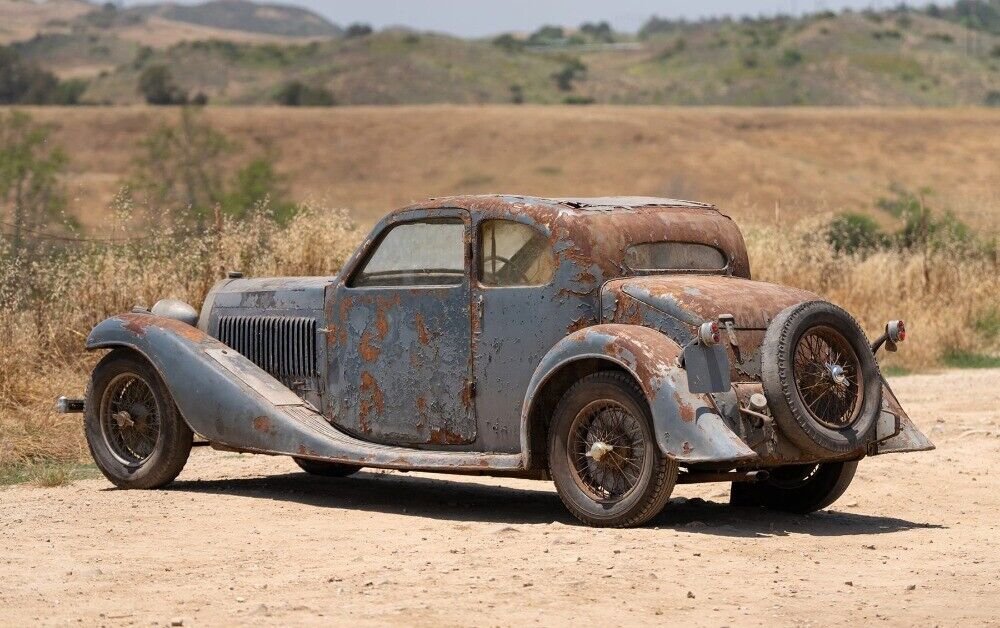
86;313;307;449
521;324;756;466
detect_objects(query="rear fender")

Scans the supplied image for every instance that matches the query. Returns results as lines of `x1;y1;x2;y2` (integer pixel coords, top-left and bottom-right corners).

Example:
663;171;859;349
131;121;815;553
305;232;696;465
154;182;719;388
870;379;935;455
521;324;756;466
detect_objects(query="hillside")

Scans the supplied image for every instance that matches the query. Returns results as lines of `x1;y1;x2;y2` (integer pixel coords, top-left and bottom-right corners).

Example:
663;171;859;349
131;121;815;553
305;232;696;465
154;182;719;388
11;105;1000;232
3;2;1000;106
125;0;341;38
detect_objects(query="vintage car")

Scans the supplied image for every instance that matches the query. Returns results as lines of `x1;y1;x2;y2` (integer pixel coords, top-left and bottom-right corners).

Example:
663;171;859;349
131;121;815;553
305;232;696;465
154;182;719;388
60;195;933;527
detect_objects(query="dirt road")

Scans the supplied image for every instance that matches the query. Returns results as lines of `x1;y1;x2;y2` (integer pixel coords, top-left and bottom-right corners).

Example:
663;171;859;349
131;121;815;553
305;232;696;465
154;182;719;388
2;369;998;627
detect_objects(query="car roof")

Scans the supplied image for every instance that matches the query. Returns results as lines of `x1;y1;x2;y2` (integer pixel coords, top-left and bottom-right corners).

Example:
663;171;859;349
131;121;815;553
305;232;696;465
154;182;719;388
398;194;717;218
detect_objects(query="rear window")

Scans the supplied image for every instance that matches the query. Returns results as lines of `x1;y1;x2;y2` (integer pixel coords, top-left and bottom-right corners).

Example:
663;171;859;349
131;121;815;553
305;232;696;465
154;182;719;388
625;242;727;272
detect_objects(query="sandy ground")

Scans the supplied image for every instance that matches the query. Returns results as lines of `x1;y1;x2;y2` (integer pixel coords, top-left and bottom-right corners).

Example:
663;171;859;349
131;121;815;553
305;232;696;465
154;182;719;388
2;369;998;627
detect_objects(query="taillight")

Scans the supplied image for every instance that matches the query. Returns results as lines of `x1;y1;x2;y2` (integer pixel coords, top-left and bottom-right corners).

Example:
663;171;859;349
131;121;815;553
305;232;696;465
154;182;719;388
887;320;906;343
699;321;721;346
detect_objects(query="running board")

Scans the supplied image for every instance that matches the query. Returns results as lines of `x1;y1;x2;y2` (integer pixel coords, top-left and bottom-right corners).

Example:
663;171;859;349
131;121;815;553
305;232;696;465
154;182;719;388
86;313;525;474
219;404;525;473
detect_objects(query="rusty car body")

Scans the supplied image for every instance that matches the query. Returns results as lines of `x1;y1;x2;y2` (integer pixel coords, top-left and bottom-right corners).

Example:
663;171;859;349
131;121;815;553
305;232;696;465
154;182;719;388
66;195;933;527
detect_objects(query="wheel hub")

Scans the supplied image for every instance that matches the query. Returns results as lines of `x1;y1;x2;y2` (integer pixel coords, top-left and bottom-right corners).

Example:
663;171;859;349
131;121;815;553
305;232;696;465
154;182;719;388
112;410;135;428
826;363;848;387
569;400;647;502
586;441;614;462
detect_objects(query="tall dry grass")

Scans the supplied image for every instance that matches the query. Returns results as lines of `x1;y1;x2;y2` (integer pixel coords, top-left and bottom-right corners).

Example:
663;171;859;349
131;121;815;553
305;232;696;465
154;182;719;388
0;200;363;471
743;217;999;370
1;204;996;472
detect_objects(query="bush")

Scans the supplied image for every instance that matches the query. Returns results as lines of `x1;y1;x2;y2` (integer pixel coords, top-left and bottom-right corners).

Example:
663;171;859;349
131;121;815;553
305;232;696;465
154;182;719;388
529;25;566;45
345;23;373;38
780;48;804;67
826;213;887;254
580;21;614;43
0;46;62;104
987;90;1000;106
274;80;334;106
492;33;524;53
137;65;187;105
551;58;586;91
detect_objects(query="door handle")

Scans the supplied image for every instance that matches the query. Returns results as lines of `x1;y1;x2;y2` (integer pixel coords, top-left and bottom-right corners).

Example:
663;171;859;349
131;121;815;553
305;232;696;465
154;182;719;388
475;294;484;332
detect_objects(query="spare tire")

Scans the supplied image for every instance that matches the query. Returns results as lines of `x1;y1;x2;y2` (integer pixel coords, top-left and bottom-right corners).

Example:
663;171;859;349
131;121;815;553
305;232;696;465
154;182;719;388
761;301;881;457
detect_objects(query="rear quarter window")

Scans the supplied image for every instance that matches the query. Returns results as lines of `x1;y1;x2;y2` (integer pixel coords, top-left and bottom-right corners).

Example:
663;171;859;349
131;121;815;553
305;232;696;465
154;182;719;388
625;242;728;272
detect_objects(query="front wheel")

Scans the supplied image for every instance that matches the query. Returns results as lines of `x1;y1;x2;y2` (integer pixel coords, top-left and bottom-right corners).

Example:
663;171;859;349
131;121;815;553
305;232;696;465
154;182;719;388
84;349;193;489
730;461;858;513
548;371;678;528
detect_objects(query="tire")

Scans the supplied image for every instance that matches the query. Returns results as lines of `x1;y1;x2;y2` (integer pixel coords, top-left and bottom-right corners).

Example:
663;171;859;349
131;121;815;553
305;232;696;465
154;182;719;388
84;349;193;489
730;461;858;514
548;371;678;528
761;301;882;457
293;457;362;477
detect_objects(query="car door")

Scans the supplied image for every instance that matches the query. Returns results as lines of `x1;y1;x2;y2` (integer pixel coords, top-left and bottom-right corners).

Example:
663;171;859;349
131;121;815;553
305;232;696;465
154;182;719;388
471;217;590;452
326;210;475;446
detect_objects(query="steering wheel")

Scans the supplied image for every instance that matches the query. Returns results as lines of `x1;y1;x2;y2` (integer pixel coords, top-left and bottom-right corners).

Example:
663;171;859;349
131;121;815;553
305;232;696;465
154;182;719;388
482;254;512;282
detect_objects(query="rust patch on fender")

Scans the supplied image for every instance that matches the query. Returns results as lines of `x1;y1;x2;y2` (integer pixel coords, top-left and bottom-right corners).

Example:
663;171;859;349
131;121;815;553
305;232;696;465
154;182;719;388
118;313;206;343
673;391;696;422
252;416;275;434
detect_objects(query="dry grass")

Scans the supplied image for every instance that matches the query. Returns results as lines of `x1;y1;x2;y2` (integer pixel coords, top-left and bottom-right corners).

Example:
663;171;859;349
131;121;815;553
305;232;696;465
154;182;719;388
1;198;997;477
8;106;1000;233
0;201;363;474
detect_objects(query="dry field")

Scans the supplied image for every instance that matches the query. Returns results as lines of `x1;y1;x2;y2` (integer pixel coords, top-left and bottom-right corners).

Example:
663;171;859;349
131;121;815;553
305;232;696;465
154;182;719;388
12;105;1000;231
1;368;997;627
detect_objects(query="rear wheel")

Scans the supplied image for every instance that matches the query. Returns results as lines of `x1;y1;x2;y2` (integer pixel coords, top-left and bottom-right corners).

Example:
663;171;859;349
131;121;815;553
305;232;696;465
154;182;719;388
293;457;362;477
730;461;858;513
84;349;193;489
548;371;678;528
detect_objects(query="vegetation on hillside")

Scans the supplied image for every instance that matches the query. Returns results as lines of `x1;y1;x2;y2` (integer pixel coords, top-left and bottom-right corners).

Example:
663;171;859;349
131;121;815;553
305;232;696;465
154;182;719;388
5;1;1000;106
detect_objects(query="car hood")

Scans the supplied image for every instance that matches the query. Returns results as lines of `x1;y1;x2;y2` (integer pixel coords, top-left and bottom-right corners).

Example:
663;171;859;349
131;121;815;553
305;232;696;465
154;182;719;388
604;275;820;330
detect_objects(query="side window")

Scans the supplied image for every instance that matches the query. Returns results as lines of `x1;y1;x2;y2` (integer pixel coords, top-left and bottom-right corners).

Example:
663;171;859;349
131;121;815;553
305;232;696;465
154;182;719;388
351;219;465;287
479;220;556;287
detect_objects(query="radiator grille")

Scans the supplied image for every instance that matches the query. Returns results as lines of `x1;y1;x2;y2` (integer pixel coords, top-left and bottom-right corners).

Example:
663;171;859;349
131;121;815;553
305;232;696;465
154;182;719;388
217;315;318;378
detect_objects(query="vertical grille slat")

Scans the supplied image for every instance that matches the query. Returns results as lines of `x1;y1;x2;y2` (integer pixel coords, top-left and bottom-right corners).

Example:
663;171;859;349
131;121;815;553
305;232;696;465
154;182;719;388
216;315;318;380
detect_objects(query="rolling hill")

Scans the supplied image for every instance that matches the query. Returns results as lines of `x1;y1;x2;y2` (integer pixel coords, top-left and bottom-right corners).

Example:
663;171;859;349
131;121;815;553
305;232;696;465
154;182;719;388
2;1;999;106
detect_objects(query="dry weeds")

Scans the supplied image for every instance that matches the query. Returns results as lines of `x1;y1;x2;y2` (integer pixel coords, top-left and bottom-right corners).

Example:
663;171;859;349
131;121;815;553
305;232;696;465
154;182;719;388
1;201;996;475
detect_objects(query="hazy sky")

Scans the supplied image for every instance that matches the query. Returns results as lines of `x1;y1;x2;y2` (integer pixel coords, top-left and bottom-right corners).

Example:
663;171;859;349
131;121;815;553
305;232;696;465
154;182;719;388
121;0;929;37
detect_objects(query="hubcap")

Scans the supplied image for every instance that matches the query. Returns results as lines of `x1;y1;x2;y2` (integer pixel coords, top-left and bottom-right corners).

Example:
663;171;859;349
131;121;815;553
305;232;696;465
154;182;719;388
793;325;864;429
100;373;160;466
568;400;647;503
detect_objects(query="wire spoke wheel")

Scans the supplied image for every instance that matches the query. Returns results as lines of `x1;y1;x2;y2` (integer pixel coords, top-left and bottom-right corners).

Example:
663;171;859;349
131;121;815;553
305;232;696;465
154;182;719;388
792;325;863;429
567;400;646;503
100;373;161;466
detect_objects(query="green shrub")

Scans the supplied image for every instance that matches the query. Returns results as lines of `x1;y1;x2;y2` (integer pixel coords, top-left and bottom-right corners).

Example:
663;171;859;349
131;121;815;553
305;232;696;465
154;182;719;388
137;65;187;105
492;34;524;53
274;80;334;106
780;48;804;67
826;213;888;254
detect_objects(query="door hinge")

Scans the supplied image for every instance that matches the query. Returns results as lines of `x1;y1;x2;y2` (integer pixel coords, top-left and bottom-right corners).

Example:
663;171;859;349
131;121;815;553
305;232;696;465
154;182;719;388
465;380;477;401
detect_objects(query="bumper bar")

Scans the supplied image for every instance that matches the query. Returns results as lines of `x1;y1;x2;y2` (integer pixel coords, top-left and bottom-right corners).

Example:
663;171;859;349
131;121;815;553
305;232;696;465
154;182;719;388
56;396;85;414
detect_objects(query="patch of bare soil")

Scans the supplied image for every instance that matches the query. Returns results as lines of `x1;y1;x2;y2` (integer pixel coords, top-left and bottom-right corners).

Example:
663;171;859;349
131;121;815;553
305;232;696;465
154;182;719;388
1;369;998;626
